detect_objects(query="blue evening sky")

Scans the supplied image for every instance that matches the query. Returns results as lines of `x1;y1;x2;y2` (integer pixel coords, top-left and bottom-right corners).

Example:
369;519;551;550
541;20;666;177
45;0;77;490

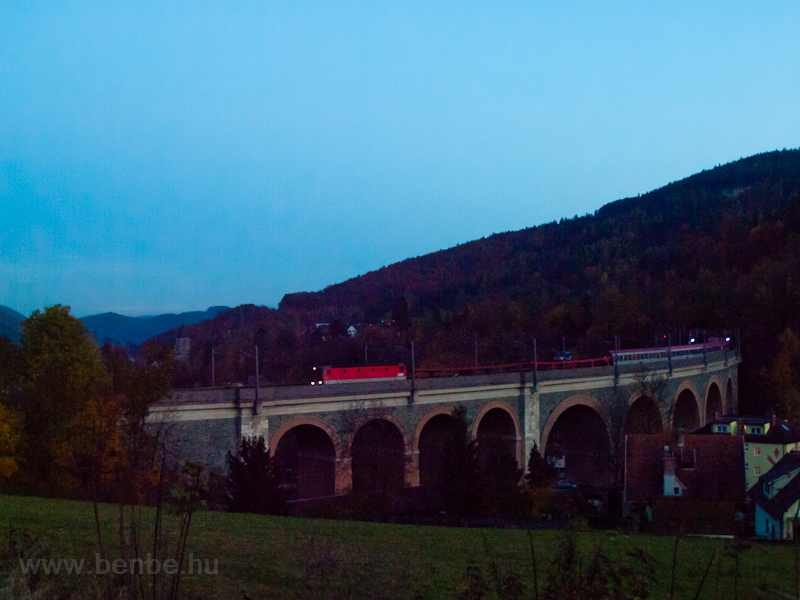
2;2;799;316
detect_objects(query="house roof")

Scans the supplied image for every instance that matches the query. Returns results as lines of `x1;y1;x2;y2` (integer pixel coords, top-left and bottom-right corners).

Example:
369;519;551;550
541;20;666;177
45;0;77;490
693;416;768;434
757;451;800;484
691;416;800;445
749;466;800;521
745;420;800;445
693;422;731;434
625;434;745;503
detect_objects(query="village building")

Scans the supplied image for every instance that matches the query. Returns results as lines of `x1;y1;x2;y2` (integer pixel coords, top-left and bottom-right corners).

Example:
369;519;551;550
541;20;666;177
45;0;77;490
694;416;800;489
748;451;800;540
624;432;745;533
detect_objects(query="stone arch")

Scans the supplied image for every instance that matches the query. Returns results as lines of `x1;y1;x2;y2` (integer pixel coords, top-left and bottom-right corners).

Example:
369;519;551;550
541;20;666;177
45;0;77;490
416;411;459;488
472;401;522;465
673;381;701;431
413;407;457;453
269;415;340;455
540;395;612;486
540;395;608;454
625;392;664;434
344;412;411;454
351;418;406;495
271;418;338;500
704;376;724;423
726;378;735;415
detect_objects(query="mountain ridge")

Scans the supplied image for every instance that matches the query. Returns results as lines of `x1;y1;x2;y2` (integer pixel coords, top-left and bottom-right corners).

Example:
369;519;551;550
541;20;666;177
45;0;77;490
80;306;231;346
0;306;25;344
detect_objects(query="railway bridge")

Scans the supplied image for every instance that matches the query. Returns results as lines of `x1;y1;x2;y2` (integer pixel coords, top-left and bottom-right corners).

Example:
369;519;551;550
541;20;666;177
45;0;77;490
149;346;740;499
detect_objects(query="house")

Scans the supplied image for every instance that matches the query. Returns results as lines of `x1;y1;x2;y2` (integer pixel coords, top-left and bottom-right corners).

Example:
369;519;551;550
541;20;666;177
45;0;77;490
625;432;745;503
347;325;357;337
694;415;800;489
624;432;745;533
748;451;800;539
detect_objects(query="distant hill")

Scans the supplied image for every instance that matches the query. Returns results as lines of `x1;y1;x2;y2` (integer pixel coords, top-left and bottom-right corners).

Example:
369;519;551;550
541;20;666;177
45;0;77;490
0;306;25;344
80;306;230;346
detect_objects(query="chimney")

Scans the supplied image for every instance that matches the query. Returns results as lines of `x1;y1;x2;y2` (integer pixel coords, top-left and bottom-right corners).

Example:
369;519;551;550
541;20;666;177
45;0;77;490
663;446;682;496
677;429;685;448
663;446;683;497
663;446;675;476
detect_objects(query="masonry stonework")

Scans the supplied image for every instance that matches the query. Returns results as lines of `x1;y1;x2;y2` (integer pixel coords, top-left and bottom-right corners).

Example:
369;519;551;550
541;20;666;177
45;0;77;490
148;348;740;496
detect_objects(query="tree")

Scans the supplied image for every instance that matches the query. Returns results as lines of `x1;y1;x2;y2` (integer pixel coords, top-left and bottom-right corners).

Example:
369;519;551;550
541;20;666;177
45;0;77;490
526;442;554;488
0;336;22;481
226;436;282;515
439;406;481;519
391;296;411;331
478;436;523;517
329;318;348;339
0;401;21;480
18;305;110;494
769;328;800;424
98;341;174;503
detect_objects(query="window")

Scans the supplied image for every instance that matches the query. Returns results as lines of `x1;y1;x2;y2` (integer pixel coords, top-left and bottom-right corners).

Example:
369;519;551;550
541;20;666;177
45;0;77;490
755;466;761;475
755;447;761;456
674;487;680;495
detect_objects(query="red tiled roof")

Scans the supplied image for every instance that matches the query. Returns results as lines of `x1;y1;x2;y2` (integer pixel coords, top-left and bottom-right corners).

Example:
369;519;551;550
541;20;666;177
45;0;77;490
625;434;745;503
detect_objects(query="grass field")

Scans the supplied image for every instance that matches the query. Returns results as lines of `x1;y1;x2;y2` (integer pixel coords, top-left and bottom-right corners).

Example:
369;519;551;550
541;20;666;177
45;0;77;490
1;493;797;599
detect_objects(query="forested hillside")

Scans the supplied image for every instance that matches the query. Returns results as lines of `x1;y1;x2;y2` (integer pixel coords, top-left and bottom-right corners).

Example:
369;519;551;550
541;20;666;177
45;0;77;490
154;150;800;416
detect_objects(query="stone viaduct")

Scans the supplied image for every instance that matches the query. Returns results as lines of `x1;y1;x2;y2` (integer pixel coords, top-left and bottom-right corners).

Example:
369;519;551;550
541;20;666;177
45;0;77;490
149;346;740;499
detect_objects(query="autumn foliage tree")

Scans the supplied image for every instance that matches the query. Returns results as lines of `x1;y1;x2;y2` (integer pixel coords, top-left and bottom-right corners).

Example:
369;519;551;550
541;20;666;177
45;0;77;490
16;305;110;495
769;328;800;425
0;336;22;481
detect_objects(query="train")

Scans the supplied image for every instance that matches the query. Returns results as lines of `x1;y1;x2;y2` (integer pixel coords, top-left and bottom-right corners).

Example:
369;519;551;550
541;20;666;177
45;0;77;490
609;337;731;366
311;338;732;384
311;364;407;385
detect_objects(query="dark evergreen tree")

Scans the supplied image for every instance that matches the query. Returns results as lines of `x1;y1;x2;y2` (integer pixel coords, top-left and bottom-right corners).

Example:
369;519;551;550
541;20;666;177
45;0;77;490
525;442;554;488
225;436;282;515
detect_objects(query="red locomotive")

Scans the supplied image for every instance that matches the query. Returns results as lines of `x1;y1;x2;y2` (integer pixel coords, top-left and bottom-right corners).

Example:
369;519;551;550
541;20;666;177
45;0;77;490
312;364;407;385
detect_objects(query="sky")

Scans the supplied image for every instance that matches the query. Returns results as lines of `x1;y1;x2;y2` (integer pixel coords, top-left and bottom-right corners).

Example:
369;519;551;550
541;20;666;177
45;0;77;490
2;2;800;317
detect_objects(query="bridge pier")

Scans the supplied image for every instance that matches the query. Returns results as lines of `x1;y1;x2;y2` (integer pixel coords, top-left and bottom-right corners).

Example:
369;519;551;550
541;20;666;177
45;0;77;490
522;386;541;466
335;456;352;495
405;450;420;487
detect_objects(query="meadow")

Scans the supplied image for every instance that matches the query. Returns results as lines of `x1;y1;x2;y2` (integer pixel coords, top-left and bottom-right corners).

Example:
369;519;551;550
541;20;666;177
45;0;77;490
1;494;795;599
